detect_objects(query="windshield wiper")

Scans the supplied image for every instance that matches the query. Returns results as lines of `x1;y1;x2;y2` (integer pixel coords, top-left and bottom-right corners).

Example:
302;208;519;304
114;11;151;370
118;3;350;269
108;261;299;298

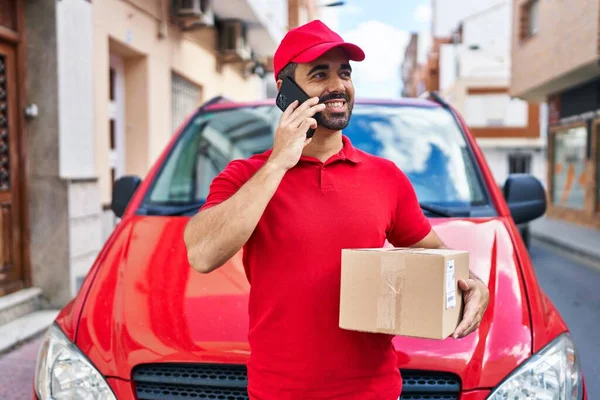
143;202;205;216
146;201;462;218
419;202;468;218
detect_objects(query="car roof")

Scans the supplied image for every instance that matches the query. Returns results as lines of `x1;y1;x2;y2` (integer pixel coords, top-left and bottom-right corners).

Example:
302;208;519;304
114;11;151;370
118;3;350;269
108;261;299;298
203;97;442;111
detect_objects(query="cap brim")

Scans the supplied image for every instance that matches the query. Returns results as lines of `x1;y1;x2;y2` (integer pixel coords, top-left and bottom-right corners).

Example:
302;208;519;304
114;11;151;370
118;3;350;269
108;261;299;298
292;42;365;64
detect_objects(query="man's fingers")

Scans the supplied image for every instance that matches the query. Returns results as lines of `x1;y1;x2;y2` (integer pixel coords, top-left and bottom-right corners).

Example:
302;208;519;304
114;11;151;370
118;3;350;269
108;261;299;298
281;100;299;121
458;278;476;291
295;97;320;115
453;316;472;338
463;318;482;338
453;302;478;338
300;118;317;131
282;97;316;124
289;99;324;126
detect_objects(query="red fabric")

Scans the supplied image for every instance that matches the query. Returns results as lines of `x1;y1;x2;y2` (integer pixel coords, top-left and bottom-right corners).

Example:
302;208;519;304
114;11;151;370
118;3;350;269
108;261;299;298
201;135;432;400
273;19;365;80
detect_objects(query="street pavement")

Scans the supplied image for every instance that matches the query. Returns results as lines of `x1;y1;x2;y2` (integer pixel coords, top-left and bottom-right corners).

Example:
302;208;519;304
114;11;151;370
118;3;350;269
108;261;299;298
1;241;599;399
529;239;600;398
0;333;41;399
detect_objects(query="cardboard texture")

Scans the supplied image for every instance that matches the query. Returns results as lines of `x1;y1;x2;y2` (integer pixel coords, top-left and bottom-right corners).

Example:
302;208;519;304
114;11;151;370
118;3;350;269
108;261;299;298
339;247;469;340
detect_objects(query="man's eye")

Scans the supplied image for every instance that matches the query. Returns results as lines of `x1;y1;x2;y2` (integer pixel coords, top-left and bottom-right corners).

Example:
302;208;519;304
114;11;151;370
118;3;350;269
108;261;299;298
313;72;326;78
341;71;351;78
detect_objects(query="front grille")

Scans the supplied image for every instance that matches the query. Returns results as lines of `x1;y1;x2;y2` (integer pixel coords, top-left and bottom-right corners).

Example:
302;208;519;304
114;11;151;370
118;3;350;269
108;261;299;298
133;363;461;400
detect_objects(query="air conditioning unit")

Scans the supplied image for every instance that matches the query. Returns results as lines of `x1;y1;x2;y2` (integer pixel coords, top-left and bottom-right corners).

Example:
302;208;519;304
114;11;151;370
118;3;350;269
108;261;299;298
172;0;214;28
219;20;252;61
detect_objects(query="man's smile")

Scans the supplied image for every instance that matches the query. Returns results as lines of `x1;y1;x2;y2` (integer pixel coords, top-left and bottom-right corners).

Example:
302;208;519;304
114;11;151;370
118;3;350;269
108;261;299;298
323;99;347;111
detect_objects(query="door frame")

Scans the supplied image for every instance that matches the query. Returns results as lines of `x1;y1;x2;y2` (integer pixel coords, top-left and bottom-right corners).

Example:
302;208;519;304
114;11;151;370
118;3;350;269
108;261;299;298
108;54;126;181
0;1;32;295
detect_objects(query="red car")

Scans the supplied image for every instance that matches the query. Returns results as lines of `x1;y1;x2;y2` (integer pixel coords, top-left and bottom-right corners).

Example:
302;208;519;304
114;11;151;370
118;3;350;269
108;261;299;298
33;94;587;399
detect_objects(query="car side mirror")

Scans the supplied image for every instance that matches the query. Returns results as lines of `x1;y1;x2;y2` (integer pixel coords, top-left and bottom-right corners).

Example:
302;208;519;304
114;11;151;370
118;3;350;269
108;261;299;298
111;175;142;218
503;173;547;225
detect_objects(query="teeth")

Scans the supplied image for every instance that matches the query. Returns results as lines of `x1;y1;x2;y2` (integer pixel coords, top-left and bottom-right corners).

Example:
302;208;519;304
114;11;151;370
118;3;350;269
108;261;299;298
326;102;344;108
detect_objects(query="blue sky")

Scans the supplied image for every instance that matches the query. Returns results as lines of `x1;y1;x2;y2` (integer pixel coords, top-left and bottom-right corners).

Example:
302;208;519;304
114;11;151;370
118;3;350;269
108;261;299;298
320;0;432;99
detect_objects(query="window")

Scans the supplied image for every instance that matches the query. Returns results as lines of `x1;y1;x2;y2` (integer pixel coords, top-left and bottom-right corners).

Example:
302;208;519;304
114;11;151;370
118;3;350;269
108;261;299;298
552;126;587;210
142;104;490;214
527;0;539;36
520;0;539;40
171;72;202;135
147;106;278;205
465;94;528;128
109;67;116;101
509;153;532;174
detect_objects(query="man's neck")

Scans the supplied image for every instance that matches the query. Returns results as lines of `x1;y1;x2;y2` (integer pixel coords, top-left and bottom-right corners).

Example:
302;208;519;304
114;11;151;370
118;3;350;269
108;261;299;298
302;129;344;162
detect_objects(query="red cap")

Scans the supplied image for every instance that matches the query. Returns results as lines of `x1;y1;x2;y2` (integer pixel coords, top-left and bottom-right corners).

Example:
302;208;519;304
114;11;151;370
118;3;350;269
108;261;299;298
273;20;365;81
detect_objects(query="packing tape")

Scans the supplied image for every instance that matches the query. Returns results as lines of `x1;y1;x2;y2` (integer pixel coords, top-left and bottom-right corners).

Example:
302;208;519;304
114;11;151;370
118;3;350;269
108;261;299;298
376;255;406;331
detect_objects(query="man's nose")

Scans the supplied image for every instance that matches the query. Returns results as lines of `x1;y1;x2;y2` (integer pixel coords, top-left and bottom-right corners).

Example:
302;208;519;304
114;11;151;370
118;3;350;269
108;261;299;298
327;75;346;93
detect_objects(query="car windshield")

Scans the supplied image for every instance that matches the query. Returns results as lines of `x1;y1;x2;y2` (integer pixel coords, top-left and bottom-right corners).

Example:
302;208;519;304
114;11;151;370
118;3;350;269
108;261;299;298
139;103;492;216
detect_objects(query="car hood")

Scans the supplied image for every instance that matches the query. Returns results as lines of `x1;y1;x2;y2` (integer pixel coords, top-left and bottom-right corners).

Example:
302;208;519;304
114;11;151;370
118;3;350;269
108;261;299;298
76;215;532;390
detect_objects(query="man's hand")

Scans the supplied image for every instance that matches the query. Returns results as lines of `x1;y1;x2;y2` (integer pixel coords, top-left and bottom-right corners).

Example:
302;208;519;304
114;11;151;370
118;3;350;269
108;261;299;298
452;272;489;339
268;97;326;171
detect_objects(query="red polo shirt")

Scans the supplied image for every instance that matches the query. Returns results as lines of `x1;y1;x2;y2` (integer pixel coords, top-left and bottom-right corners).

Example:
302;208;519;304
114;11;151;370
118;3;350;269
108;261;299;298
201;135;432;400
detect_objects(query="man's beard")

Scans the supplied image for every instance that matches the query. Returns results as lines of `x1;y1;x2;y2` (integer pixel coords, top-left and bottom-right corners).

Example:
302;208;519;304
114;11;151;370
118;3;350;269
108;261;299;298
315;92;353;131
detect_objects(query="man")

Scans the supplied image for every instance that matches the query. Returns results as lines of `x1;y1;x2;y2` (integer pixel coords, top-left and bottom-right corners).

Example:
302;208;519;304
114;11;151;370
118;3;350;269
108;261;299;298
184;20;489;400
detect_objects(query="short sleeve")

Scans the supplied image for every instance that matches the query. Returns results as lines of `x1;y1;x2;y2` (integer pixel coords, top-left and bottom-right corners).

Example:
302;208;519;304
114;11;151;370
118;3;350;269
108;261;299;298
200;159;254;211
386;166;432;247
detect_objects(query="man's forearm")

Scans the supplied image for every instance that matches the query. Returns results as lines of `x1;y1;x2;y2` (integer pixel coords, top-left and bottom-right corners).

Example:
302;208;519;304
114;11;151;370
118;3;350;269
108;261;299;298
184;161;286;273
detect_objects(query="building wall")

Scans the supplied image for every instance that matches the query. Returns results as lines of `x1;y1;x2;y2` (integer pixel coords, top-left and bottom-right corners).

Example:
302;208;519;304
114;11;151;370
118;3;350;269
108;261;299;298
21;0;283;306
510;0;600;100
433;0;508;37
57;0;95;179
25;0;101;306
401;33;418;97
478;139;546;186
442;79;536;136
462;1;511;60
442;80;544;185
56;0;103;299
288;0;318;29
439;2;511;93
93;0;265;206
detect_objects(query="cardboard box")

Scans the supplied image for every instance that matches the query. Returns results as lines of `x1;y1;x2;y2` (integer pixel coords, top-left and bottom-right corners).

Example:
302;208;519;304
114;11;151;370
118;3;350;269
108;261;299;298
339;247;469;340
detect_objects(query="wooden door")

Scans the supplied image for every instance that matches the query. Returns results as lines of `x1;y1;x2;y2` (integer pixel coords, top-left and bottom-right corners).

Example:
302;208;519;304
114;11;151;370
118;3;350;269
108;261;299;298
0;41;24;296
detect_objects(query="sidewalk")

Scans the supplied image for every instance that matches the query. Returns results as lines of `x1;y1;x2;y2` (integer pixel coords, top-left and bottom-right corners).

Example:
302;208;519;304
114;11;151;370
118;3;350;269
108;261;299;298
0;334;43;399
530;217;600;265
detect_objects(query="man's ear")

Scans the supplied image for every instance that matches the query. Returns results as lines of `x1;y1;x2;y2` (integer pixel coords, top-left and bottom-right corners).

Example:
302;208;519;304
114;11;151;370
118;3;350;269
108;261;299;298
276;79;283;91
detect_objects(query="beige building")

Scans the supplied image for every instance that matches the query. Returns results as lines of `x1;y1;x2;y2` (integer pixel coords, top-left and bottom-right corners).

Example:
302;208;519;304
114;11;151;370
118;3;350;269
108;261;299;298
92;0;288;235
0;0;324;341
510;0;600;229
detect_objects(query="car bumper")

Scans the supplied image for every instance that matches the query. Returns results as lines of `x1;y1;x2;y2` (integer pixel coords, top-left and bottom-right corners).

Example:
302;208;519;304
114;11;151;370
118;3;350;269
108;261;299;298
31;376;589;400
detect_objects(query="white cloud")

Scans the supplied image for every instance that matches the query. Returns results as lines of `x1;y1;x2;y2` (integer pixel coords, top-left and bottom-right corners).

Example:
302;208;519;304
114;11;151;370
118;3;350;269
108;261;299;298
341;3;362;15
340;20;410;98
319;7;340;31
318;2;362;32
414;1;432;24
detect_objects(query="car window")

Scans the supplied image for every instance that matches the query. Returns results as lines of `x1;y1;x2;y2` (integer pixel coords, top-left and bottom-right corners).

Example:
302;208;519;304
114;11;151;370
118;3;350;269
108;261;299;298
141;103;490;213
342;104;486;206
147;106;278;205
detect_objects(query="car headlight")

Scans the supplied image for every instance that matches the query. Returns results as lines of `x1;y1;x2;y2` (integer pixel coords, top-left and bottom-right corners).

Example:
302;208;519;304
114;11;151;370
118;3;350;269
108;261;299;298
488;333;583;400
34;323;116;400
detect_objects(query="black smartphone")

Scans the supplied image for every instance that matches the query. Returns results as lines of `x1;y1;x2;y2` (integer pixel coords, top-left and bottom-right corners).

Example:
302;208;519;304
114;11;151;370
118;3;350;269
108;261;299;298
276;76;319;138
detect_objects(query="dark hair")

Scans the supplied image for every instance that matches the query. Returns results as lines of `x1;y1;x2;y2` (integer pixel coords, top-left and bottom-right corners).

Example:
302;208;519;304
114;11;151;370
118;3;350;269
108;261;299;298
277;62;298;81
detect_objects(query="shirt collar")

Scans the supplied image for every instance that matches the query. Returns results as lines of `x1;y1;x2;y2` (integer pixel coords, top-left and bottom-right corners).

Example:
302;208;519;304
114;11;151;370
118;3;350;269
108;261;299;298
262;134;364;164
339;134;364;164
